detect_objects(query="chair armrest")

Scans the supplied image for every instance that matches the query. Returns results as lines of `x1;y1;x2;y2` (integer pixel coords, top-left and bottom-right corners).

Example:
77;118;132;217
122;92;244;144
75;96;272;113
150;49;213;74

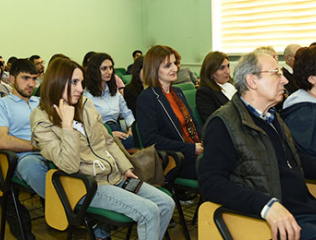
0;150;18;194
214;206;269;240
47;169;97;229
156;150;184;190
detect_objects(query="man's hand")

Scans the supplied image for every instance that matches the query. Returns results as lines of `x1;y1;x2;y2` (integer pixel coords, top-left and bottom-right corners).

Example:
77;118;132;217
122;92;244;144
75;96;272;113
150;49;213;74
266;202;301;240
113;131;128;140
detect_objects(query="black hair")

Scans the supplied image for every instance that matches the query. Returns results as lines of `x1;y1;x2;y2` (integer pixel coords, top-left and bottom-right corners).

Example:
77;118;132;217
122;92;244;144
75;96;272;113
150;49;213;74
10;58;37;77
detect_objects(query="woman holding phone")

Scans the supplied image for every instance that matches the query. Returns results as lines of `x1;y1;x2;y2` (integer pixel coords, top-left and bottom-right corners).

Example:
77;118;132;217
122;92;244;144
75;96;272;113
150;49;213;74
30;58;174;240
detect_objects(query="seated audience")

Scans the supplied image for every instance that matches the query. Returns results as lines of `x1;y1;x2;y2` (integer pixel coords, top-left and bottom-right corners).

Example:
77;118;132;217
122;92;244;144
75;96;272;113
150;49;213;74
281;46;316;179
126;50;142;74
282;44;301;95
0;59;49;239
198;51;316;240
196;51;236;123
84;53;135;149
30;58;174;240
172;50;197;86
136;45;203;180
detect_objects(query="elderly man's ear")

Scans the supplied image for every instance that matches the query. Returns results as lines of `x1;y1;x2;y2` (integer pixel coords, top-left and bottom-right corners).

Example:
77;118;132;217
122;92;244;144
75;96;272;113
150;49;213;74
245;73;258;90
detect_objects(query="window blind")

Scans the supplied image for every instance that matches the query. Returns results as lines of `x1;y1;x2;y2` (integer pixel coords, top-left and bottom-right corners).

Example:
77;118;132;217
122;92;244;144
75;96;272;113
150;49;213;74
212;0;316;55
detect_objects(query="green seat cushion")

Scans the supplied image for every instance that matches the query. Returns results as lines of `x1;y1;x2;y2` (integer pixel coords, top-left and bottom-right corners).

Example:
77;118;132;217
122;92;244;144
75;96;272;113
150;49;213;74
175;178;199;189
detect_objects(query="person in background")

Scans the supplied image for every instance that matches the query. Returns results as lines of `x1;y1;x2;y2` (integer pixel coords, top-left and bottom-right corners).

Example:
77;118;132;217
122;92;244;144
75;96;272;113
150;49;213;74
84;53;135;149
254;46;279;61
199;51;316;240
0;55;9;81
0;58;12;95
196;51;236;123
126;50;142;74
82;51;96;72
30;57;174;240
124;56;144;117
136;45;203;180
82;51;125;95
281;46;316;179
34;53;71;97
5;56;17;73
29;54;45;88
172;50;198;86
124;56;144;148
282;44;301;95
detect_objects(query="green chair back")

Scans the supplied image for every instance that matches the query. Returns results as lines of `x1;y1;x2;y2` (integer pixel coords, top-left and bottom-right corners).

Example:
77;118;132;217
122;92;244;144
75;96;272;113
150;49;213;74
174;82;195;91
115;68;127;75
182;89;196;110
192;105;204;127
121;75;132;84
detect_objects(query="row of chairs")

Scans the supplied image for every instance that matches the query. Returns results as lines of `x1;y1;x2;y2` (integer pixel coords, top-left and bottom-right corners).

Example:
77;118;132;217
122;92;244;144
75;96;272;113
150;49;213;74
0;123;187;240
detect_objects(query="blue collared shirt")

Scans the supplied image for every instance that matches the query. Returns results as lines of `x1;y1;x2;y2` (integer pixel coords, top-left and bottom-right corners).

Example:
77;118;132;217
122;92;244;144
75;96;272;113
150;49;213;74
0;93;40;156
83;85;135;127
240;96;276;124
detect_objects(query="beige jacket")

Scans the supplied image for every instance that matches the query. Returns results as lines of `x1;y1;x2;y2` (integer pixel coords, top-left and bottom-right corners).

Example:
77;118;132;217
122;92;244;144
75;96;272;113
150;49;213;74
30;97;133;185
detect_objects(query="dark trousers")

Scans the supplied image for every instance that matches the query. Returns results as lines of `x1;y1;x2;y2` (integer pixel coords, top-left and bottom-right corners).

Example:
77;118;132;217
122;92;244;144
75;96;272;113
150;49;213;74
295;214;316;240
106;121;134;150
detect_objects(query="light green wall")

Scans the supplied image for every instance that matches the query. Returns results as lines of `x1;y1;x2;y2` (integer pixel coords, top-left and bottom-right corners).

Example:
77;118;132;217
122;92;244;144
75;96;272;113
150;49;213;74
2;0;212;72
2;0;144;68
142;0;212;73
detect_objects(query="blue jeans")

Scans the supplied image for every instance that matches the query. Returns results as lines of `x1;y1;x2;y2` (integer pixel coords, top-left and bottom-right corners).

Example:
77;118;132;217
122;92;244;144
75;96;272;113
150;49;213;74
106;121;134;150
15;151;48;198
89;182;175;240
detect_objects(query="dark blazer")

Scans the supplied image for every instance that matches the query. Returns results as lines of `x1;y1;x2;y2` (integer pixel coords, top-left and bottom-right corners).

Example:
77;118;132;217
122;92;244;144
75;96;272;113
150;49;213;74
196;86;229;122
136;86;201;179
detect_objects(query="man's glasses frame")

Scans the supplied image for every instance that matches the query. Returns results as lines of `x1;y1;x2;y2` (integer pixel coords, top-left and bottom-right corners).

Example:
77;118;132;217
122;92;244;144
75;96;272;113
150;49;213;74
252;68;283;77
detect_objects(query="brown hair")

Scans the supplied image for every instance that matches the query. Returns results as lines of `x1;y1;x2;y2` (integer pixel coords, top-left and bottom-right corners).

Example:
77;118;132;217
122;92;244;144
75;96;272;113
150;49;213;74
199;51;231;91
39;58;84;127
143;45;177;88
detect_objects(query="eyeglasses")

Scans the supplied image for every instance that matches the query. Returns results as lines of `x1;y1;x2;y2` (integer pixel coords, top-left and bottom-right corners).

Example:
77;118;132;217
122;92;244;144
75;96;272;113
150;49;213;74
253;68;283;78
35;61;45;66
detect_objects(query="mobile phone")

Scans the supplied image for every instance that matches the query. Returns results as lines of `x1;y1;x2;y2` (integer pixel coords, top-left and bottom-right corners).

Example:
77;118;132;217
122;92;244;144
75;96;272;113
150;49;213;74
122;177;143;194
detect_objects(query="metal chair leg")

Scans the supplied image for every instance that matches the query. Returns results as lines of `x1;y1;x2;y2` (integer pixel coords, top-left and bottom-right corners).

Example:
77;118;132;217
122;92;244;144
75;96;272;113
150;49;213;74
173;191;191;240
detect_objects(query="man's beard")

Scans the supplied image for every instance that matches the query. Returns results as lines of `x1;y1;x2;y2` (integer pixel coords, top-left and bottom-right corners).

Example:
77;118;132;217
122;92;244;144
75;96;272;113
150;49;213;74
14;82;33;98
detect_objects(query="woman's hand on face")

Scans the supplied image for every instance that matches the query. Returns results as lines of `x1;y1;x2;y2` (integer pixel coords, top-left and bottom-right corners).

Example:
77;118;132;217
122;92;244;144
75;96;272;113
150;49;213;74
53;99;75;130
124;169;138;180
195;142;204;155
113;131;128;140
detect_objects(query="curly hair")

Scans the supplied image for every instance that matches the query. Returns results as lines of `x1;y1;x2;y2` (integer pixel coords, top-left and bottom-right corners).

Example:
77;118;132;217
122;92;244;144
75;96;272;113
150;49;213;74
293;47;316;90
85;53;117;96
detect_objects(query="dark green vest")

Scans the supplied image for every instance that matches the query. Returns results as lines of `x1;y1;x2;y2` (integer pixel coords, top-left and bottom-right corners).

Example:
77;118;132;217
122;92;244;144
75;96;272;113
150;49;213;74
203;94;301;201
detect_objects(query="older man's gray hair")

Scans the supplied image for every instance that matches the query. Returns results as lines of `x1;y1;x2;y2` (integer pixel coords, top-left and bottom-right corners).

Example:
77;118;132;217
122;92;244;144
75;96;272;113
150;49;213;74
233;52;262;95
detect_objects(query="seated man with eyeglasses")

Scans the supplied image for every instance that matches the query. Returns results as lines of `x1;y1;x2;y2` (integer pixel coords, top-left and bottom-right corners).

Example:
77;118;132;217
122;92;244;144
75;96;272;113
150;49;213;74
198;51;316;240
